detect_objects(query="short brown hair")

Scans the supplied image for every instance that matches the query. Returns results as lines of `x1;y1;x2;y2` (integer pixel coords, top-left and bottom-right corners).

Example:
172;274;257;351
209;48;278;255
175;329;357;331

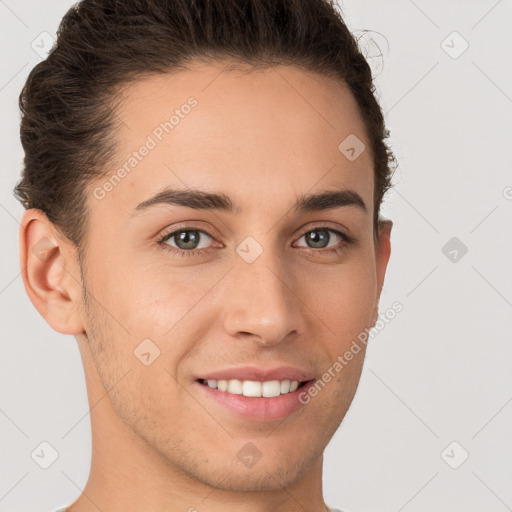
14;0;396;254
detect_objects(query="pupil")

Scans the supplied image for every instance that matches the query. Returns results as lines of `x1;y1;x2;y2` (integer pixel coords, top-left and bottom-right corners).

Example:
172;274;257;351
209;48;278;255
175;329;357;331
176;230;199;250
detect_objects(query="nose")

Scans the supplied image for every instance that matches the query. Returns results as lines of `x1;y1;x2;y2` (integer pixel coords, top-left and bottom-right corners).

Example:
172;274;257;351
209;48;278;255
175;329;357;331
220;246;305;346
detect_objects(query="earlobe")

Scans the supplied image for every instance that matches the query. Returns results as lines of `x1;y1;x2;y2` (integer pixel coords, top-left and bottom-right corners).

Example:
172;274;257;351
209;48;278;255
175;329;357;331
19;209;85;335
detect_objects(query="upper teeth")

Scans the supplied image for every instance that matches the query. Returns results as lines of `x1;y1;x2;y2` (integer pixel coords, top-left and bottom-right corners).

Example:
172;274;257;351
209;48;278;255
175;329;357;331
204;379;300;397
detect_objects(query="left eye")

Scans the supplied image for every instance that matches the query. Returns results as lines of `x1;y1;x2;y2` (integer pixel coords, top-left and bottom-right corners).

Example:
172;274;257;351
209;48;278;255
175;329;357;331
295;228;348;250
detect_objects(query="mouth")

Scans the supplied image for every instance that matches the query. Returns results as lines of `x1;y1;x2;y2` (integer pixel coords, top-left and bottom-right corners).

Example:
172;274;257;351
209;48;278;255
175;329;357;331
195;377;316;422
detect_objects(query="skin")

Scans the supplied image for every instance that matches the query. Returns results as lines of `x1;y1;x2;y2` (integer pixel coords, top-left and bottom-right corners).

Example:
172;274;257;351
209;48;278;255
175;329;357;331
20;62;392;512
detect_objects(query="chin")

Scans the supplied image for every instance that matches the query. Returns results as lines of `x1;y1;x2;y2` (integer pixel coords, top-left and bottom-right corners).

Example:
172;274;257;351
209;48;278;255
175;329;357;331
190;460;310;492
169;439;322;493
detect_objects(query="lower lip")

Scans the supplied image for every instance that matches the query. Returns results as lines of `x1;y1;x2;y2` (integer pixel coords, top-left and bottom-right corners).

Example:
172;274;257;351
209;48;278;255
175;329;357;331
195;380;316;422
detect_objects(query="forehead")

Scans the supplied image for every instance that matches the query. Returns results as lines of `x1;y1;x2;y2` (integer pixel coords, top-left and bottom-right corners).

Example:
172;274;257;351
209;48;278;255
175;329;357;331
91;62;374;219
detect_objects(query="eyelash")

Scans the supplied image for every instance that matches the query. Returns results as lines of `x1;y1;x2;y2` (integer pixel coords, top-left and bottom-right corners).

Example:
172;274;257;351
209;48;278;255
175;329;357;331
156;225;354;258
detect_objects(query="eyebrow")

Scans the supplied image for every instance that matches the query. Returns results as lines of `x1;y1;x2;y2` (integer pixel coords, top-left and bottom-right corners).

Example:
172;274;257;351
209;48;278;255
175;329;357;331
132;187;368;216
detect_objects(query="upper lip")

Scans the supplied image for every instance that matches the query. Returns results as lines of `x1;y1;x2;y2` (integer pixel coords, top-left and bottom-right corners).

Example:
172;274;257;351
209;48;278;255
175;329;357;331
196;365;316;382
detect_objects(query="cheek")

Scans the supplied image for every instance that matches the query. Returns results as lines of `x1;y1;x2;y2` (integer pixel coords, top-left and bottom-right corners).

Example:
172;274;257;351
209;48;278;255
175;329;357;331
96;264;226;386
96;259;214;338
127;271;221;332
297;257;377;333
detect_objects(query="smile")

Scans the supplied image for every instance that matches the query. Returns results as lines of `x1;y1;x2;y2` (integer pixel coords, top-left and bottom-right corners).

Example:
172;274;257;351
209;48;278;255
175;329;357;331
195;378;316;422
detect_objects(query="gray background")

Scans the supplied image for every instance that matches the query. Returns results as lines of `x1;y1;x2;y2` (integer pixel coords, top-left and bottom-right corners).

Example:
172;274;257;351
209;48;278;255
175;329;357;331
1;1;511;511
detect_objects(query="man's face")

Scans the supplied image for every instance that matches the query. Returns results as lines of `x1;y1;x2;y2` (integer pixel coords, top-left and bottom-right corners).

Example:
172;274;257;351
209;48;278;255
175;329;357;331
78;63;390;491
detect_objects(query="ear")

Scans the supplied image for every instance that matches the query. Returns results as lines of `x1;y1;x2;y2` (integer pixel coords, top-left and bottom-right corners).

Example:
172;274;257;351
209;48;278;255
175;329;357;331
19;208;85;335
371;219;393;326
